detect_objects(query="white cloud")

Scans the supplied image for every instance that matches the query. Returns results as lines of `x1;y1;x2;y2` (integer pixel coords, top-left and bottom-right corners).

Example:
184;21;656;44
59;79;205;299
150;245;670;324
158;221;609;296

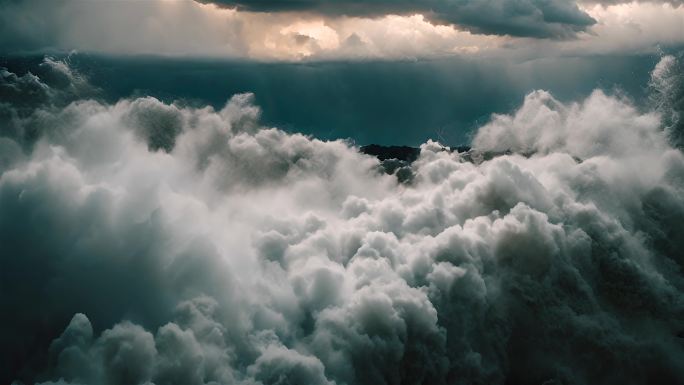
2;56;684;384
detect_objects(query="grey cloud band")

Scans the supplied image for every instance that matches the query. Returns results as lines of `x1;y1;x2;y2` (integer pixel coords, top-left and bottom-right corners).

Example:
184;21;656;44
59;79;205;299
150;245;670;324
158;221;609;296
197;0;597;38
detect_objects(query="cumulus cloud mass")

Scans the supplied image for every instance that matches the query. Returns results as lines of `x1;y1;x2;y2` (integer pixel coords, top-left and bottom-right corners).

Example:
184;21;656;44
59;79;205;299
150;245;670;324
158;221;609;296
2;56;684;385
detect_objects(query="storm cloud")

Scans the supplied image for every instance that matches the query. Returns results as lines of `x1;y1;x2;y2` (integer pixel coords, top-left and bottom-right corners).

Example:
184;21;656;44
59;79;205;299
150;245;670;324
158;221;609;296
197;0;597;38
1;56;684;385
1;0;683;60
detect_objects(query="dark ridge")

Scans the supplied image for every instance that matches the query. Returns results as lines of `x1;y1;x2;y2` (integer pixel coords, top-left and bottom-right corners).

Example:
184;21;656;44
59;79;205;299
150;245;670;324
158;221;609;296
452;145;472;153
360;144;474;163
360;145;422;163
359;145;581;182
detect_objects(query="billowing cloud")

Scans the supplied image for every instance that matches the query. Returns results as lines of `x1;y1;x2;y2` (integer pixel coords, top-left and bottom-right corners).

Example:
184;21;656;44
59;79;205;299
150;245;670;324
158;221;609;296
2;56;684;385
649;52;684;146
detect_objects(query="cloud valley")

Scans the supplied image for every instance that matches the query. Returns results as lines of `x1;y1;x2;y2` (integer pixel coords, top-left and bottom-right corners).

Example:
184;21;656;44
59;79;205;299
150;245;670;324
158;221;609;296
1;55;684;385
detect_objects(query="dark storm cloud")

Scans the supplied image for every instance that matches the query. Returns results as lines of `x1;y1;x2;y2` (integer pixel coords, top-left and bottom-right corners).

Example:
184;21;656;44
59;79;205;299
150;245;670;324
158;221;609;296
198;0;597;38
2;55;684;385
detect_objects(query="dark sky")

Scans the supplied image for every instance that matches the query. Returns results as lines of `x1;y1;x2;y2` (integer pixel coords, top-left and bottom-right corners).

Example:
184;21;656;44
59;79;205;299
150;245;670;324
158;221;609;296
1;52;663;146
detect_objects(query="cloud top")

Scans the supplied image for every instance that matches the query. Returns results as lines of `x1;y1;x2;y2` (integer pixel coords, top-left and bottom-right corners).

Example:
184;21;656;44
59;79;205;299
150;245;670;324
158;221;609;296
2;56;684;385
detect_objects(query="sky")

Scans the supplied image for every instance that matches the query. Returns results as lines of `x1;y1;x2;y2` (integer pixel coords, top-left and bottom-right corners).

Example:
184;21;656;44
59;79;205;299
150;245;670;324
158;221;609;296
1;52;663;145
1;0;683;145
1;1;684;385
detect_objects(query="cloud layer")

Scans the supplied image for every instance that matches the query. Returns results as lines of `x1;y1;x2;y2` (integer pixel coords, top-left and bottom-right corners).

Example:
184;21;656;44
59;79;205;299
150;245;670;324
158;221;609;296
198;0;597;38
2;56;684;385
1;0;683;60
